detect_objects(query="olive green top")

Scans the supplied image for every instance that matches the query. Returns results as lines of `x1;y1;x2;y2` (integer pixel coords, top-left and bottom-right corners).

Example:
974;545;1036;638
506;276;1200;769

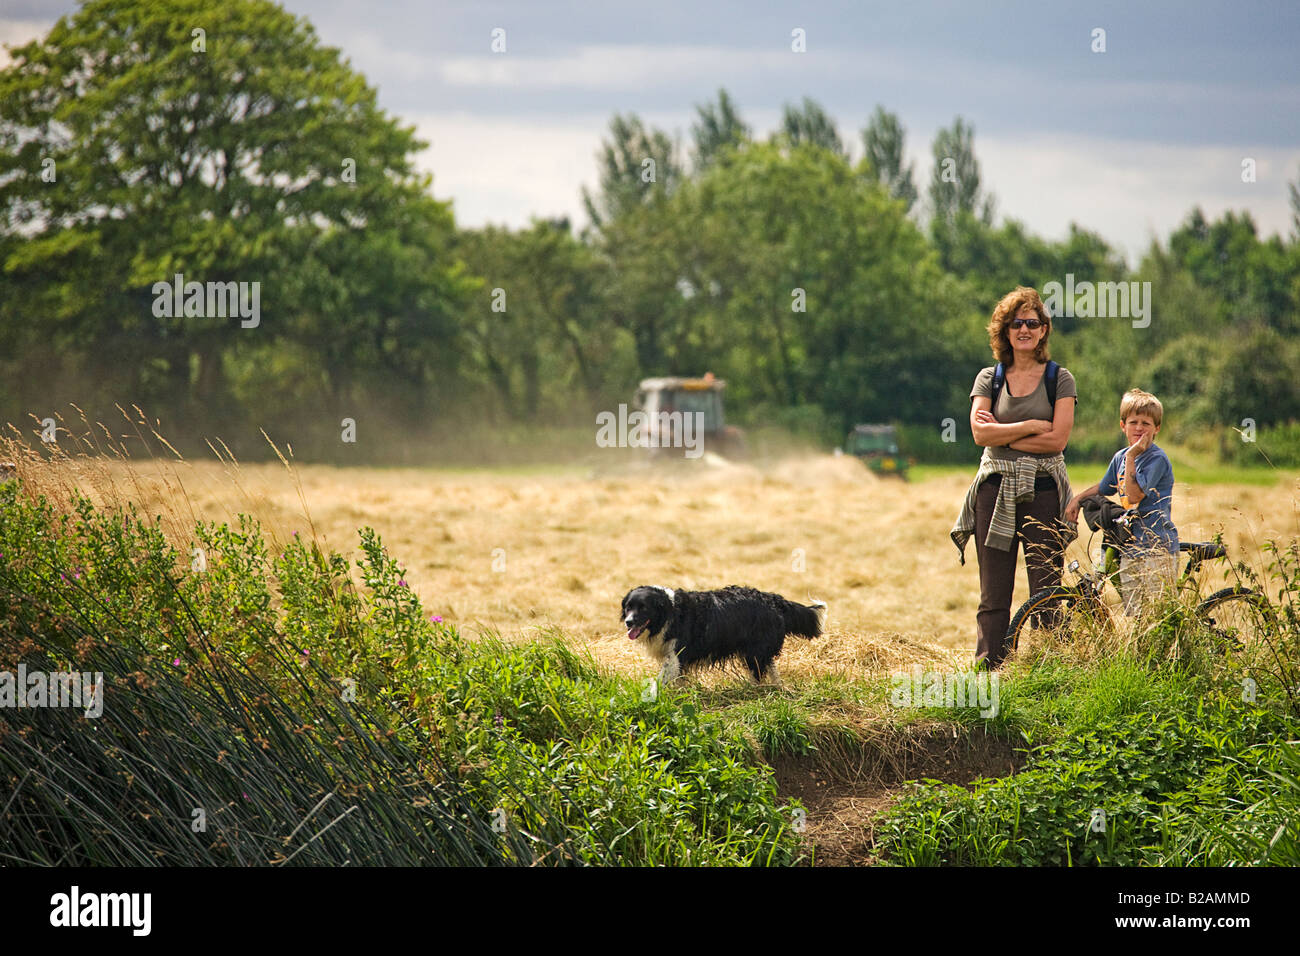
970;365;1078;461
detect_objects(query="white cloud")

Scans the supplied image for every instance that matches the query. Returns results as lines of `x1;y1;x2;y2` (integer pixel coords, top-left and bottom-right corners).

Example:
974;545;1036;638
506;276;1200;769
408;112;606;229
438;43;885;91
0;19;52;69
962;136;1297;261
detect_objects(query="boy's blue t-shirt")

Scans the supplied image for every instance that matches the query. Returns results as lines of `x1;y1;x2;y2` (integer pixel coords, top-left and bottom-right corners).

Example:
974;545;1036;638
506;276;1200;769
1099;444;1179;555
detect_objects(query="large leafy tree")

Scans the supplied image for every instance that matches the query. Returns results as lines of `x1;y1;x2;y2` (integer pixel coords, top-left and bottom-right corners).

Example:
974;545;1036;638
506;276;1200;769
456;218;610;421
1165;208;1297;331
672;140;979;426
0;0;471;447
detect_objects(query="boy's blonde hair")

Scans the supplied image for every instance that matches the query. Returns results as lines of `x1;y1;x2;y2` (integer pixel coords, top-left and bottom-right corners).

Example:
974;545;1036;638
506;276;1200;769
1120;388;1163;427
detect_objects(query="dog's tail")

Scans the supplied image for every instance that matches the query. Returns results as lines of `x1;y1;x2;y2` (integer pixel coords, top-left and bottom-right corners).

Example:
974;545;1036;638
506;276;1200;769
782;598;828;639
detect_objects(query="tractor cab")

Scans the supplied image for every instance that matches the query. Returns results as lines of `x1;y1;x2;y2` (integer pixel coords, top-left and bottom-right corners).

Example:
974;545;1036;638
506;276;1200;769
634;374;745;459
846;424;909;479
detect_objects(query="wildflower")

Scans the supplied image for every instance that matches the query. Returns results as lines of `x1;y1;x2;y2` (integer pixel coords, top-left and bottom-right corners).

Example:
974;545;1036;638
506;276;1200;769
431;614;443;623
493;712;504;728
172;658;181;666
399;579;408;587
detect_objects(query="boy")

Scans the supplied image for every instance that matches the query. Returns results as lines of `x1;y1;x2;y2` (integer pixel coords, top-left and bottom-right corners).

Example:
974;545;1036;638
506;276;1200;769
1064;389;1179;616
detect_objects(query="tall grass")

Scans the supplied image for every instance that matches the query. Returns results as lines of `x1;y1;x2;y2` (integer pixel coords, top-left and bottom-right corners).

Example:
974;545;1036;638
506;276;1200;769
0;463;806;866
0;479;603;865
874;547;1300;866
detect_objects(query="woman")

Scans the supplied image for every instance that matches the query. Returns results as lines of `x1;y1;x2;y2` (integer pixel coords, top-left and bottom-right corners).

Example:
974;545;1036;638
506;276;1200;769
951;287;1077;669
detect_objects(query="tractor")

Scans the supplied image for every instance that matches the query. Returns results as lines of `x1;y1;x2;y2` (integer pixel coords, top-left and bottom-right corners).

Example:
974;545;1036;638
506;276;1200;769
845;424;910;479
633;374;746;460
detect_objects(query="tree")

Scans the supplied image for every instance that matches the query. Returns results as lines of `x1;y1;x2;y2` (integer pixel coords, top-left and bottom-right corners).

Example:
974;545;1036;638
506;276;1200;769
456;219;609;420
1289;165;1300;242
860;106;917;212
1166;208;1297;331
778;97;847;159
1203;327;1300;427
0;0;472;451
580;114;682;232
672;140;979;425
690;88;751;172
929;117;993;231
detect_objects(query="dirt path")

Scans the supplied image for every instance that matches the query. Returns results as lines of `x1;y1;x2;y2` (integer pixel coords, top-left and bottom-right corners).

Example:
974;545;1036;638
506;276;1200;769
773;727;1025;866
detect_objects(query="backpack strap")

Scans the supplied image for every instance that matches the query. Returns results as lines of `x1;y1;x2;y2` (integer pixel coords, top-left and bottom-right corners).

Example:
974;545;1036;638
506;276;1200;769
992;361;1060;414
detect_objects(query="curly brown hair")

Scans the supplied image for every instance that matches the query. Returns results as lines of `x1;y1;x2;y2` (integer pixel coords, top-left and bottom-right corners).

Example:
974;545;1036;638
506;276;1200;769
987;286;1052;365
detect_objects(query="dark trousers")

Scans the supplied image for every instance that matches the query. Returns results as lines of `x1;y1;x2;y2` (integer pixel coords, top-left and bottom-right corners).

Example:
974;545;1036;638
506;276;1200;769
973;477;1065;668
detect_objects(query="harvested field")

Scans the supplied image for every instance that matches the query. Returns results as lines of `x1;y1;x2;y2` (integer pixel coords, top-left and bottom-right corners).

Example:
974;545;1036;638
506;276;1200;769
14;448;1298;682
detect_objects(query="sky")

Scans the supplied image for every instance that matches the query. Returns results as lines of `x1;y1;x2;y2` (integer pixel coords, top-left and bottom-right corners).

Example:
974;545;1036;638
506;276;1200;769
3;0;1299;263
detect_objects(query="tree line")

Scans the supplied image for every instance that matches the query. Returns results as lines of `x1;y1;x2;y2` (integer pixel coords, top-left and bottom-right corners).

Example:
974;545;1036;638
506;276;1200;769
2;0;1298;463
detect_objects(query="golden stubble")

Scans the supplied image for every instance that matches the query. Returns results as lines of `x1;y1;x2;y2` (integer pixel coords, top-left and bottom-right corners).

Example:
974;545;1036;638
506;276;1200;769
10;432;1297;683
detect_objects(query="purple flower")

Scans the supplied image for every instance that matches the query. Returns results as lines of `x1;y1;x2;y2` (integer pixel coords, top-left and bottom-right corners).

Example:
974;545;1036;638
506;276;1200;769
398;579;408;588
493;713;504;728
430;614;443;623
172;658;181;666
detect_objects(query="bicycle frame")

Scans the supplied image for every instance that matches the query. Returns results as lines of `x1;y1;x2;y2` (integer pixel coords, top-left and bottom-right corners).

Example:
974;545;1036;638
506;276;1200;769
1063;530;1221;606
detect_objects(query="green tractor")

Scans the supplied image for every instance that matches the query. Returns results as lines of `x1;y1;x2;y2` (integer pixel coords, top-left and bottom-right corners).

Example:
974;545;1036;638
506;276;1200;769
845;424;910;480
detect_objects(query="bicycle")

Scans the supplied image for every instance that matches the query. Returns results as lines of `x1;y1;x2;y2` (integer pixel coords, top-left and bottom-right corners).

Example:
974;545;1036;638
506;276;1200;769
1006;528;1271;655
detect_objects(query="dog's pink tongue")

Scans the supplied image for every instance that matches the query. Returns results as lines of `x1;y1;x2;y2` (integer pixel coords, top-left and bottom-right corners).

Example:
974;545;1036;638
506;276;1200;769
627;623;646;641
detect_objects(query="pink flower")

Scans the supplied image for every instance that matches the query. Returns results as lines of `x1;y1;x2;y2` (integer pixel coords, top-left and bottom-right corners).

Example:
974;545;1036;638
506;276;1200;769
172;658;181;666
430;615;443;623
398;579;408;587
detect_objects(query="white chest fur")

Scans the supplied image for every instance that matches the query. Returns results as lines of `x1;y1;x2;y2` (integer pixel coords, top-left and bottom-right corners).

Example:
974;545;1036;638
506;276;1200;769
639;624;680;682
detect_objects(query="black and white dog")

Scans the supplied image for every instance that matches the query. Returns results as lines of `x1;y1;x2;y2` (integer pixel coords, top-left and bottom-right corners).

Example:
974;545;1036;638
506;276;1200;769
620;585;828;685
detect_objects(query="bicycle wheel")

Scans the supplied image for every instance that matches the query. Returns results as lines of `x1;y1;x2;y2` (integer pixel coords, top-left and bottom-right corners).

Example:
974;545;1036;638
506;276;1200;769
1197;588;1271;652
1007;587;1086;652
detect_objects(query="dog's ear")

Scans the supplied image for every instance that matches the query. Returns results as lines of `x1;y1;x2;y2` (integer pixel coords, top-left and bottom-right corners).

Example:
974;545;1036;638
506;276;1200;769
647;589;668;618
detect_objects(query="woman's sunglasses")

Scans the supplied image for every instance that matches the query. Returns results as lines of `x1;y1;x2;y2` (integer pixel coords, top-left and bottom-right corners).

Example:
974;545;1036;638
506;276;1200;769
1009;318;1044;330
